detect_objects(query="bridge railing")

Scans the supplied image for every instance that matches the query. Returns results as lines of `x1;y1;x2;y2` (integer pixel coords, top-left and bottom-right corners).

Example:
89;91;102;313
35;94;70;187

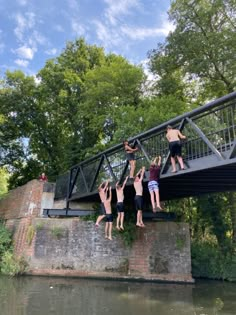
54;91;236;202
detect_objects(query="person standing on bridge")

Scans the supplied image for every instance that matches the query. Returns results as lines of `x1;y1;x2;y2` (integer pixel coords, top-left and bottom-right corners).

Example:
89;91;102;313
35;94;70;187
115;176;129;231
123;140;138;179
166;125;186;173
148;156;163;212
133;166;145;227
104;186;113;240
95;180;109;227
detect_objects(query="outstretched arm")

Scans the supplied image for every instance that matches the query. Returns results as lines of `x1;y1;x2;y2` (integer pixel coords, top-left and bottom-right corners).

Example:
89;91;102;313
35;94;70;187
122;176;129;189
108;186;112;202
140;166;145;181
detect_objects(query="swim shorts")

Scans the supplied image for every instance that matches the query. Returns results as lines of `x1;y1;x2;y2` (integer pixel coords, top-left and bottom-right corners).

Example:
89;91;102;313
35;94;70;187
148;180;159;192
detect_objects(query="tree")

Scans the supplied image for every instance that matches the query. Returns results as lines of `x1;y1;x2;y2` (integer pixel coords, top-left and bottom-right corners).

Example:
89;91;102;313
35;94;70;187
149;0;236;100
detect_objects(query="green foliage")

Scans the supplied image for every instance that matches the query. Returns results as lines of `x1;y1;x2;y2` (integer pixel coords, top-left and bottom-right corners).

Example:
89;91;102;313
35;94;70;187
0;251;27;276
119;221;137;247
26;225;35;245
50;226;64;238
0;221;12;257
149;0;236;100
35;222;44;231
0;168;8;198
0;222;27;276
191;239;236;281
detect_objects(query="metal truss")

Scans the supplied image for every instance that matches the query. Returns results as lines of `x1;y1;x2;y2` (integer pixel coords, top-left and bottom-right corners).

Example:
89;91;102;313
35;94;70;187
54;91;236;205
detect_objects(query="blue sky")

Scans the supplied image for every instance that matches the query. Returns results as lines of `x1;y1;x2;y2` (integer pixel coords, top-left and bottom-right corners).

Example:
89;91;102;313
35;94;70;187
0;0;173;76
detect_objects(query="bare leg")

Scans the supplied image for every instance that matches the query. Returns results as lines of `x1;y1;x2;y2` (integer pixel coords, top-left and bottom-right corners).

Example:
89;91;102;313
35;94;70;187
116;213;121;230
105;222;108;238
136;210;144;227
108;222;113;240
177;155;185;169
171;156;176;172
154;189;162;210
129;160;136;178
149;191;156;212
96;214;106;226
120;212;124;230
139;211;145;227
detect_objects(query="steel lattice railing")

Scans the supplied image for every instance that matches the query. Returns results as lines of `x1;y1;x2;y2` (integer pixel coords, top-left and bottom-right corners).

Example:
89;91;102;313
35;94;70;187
54;91;236;204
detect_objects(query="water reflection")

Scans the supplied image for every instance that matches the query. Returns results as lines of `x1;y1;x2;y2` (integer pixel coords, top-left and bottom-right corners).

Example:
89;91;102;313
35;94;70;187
0;276;235;315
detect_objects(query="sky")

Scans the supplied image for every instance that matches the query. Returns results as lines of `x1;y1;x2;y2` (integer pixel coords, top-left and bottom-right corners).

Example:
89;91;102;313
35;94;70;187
0;0;173;76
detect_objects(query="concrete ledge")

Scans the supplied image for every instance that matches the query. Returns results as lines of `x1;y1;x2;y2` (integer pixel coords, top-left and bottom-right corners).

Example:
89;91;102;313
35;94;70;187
25;269;195;284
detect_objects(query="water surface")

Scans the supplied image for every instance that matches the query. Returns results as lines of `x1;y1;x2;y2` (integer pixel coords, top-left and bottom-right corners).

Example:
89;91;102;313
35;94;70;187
0;276;235;315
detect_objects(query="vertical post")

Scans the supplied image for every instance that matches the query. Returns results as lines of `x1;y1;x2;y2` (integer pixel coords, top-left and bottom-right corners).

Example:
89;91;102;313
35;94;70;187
66;169;73;209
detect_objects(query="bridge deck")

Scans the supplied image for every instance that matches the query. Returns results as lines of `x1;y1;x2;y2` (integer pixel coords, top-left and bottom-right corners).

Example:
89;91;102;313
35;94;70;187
54;91;236;205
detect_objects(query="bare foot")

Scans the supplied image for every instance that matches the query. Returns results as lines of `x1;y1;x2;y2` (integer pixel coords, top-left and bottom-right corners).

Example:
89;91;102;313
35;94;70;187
120;226;124;231
95;223;99;228
140;223;145;227
116;226;120;231
153;208;157;213
108;237;113;241
171;170;177;173
156;205;163;211
136;223;142;227
105;235;108;239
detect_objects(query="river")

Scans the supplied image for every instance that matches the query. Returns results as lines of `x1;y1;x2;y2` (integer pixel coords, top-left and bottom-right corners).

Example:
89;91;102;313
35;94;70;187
0;276;235;315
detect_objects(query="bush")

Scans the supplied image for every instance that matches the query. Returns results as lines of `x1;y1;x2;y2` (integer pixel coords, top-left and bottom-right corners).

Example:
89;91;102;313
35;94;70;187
0;221;12;257
191;240;236;281
0;250;27;276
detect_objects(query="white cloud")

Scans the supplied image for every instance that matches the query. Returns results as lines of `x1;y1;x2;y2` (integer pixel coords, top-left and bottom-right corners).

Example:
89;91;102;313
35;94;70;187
121;23;173;40
14;46;36;59
13;12;36;42
71;20;86;36
67;0;80;12
45;48;57;55
14;59;29;67
104;0;141;25
93;20;123;48
54;25;64;32
29;30;47;46
16;0;28;6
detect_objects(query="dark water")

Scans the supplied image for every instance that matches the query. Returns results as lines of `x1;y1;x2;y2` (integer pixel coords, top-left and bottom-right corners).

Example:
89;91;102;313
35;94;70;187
0;276;235;315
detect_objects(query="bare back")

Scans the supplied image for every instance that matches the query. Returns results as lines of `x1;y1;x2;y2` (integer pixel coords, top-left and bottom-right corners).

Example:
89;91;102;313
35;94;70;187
116;188;124;203
99;189;107;202
104;199;112;214
166;129;183;142
134;180;143;196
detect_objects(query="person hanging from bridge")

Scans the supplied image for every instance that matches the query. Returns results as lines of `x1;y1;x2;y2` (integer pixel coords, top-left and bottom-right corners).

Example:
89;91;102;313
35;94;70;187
133;166;145;227
104;186;113;240
95;180;109;227
123;140;138;179
166;125;186;173
148;156;163;212
115;176;129;231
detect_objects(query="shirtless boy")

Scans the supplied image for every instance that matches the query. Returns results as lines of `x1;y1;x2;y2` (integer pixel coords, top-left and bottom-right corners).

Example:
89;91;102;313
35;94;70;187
115;176;128;230
104;186;113;240
133;166;145;227
95;180;109;227
166;125;186;173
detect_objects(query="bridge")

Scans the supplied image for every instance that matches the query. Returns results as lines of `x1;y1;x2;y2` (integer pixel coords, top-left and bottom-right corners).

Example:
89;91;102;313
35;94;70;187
53;91;236;211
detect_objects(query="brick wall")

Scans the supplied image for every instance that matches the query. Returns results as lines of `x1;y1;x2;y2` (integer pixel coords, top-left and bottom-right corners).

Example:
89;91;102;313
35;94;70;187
0;180;55;219
1;180;193;283
0;180;44;219
24;218;193;283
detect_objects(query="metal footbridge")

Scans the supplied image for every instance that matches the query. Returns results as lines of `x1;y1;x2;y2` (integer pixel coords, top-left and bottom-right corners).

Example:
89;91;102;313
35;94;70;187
54;91;236;210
